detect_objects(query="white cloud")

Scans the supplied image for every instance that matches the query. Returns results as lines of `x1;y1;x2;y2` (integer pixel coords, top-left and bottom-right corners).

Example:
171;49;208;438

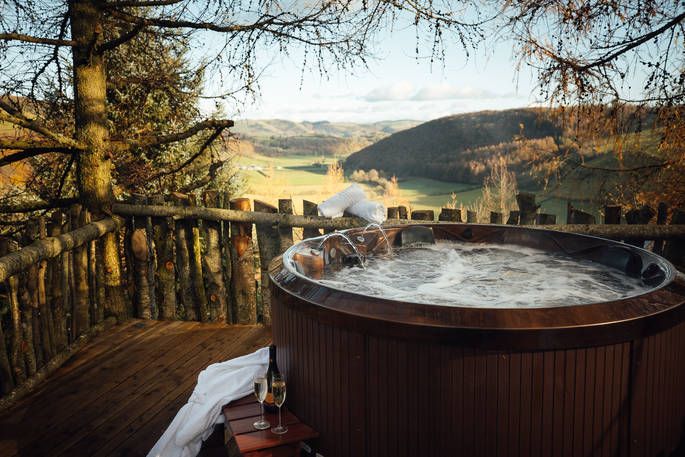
363;81;415;102
361;82;519;103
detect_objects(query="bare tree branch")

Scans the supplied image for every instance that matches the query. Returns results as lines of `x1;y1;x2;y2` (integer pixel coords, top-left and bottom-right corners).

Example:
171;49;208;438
105;0;184;7
0;101;85;150
0;32;76;47
0;147;73;167
0;198;79;214
97;22;147;53
152;127;224;179
118;118;233;149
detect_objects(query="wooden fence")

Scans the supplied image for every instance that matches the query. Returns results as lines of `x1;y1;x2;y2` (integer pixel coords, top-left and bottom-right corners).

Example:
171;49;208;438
0;190;684;405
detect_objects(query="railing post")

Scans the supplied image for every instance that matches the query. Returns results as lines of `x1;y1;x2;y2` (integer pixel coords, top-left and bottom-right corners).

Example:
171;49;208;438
653;203;668;255
277;199;294;253
516;192;539;225
439;208;461;222
150;195;177;320
254;200;280;326
171;193;196;321
71;205;91;334
230;198;257;324
302;200;321;239
49;211;69;351
202;191;228;322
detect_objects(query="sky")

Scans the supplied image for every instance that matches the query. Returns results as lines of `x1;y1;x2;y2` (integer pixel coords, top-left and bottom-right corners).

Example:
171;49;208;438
216;23;540;124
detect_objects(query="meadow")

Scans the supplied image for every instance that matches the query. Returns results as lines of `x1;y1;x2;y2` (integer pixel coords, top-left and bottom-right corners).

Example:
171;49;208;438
235;152;598;222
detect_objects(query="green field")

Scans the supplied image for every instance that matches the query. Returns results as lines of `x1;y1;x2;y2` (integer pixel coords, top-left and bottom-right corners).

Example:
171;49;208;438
235;153;599;222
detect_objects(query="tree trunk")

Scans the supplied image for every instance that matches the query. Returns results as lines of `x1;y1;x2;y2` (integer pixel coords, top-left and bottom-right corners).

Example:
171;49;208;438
70;0;126;321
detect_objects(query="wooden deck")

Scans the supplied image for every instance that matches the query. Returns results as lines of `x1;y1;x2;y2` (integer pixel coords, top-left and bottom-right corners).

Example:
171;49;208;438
0;319;271;457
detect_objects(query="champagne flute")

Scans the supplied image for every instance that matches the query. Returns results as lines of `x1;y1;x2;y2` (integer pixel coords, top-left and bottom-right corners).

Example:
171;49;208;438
270;374;288;435
253;374;270;430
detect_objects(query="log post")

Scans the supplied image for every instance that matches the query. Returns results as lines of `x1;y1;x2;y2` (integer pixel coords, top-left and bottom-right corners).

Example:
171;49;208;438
254;200;280;326
439;208;461;222
144;197;157;319
87;211;101;325
150;195;177;320
516;192;539;225
625;205;655;247
230;198;257;324
490;212;503;224
302;200;321;239
49;211;69;351
411;210;434;221
0;239;26;385
653;203;668;255
535;214;557;225
397;206;408;220
277;199;294;254
202;191;228;322
130;195;152;319
466;210;477;223
567;205;596;224
131;228;152;319
506;211;519;225
94;235;106;326
71;205;90;336
97;219;127;322
0;313;14;394
220;192;235;323
664;209;685;267
604;205;622;224
23;221;43;369
171;193;196;321
36;217;55;362
188;194;209;322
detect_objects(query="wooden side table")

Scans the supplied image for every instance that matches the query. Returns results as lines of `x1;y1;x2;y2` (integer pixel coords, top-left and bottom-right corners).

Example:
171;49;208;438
223;395;319;457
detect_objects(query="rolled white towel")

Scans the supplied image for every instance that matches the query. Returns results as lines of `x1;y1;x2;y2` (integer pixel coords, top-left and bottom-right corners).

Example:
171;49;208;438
347;199;387;225
317;184;366;218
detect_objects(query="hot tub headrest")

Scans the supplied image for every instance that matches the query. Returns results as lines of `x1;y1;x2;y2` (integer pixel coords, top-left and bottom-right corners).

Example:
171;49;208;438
397;226;435;247
575;245;643;278
642;263;667;287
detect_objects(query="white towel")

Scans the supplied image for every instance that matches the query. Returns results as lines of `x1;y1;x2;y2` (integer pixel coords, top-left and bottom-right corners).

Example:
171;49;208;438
347;199;387;225
147;347;269;457
317;184;366;218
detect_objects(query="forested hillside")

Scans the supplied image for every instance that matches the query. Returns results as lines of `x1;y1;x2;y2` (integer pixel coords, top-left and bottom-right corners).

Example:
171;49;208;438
344;108;562;185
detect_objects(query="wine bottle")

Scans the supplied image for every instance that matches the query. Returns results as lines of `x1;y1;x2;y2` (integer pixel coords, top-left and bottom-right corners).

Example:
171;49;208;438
264;344;280;412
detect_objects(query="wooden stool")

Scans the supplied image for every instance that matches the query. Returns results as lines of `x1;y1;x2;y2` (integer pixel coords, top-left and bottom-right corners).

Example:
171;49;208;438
223;395;319;457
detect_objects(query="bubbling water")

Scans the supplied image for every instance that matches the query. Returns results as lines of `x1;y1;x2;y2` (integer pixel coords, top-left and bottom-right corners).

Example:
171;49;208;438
317;241;652;308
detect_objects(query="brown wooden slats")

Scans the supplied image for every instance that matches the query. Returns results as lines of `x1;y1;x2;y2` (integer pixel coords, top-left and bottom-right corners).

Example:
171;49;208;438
274;285;685;457
0;320;270;457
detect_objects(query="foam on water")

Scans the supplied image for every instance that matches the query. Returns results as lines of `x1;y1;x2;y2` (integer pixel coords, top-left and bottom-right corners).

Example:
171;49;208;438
317;241;652;308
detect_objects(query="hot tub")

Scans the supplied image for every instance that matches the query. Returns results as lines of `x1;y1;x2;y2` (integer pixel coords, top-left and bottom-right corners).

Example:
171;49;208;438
269;224;685;457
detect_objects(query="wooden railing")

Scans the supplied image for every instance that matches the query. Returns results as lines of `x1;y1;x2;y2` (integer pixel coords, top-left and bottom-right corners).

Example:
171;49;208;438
0;191;683;406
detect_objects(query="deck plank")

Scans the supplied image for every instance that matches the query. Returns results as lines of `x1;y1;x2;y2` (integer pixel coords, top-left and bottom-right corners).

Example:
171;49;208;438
0;320;271;457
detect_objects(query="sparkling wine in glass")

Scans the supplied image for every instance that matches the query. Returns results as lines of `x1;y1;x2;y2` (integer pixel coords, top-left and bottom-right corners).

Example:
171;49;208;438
270;375;288;435
253;375;270;430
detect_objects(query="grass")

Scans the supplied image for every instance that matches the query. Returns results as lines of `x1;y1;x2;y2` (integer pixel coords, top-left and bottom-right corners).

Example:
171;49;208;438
235;152;600;222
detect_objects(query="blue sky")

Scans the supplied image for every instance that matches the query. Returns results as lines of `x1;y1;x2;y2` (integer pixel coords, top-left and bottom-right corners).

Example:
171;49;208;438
219;24;540;123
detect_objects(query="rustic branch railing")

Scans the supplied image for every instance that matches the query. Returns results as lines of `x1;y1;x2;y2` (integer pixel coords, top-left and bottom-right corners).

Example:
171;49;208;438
0;192;683;406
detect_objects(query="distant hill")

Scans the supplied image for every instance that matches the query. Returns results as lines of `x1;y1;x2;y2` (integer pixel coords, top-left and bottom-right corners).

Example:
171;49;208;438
232;119;420;158
344;108;562;185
